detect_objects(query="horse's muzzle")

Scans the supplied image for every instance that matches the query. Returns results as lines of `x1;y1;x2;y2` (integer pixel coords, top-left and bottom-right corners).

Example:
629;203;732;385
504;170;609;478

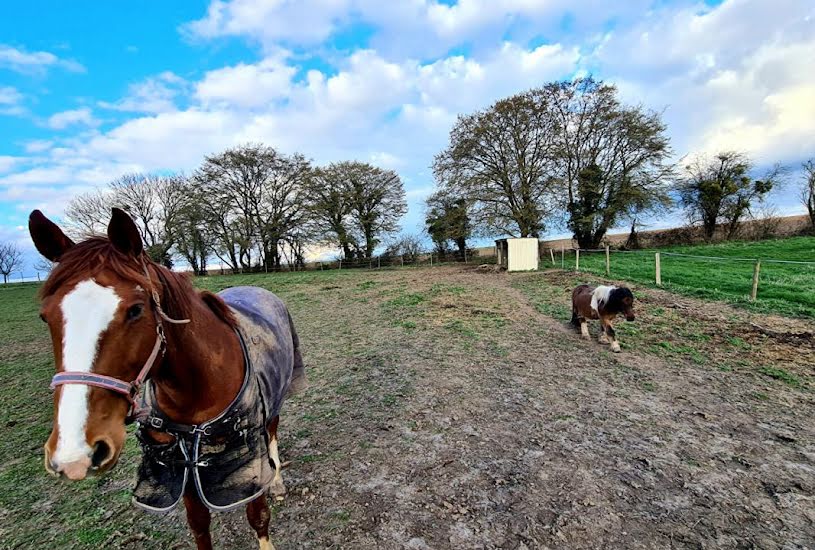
625;314;636;322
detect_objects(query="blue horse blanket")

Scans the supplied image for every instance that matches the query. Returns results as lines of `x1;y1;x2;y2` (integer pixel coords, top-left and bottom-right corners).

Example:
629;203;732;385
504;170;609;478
132;287;305;512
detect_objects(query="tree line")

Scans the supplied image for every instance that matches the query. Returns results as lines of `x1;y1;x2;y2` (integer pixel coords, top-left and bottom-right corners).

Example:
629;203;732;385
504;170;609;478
3;76;815;282
62;145;406;274
425;76;811;255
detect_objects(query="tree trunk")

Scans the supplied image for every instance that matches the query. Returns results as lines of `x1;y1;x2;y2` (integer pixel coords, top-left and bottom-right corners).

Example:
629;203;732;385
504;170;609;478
455;237;466;258
364;229;375;259
625;220;640;249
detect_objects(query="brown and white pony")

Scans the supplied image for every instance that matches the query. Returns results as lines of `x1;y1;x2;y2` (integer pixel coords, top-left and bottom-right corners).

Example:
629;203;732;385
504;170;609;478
29;208;300;550
571;284;636;352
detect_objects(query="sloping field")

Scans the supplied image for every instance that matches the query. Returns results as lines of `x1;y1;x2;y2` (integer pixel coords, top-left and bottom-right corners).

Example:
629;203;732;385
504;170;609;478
1;266;813;548
557;236;815;318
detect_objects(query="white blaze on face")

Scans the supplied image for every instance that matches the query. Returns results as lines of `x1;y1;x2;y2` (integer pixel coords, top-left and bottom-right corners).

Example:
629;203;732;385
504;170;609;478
54;279;121;465
591;285;617;314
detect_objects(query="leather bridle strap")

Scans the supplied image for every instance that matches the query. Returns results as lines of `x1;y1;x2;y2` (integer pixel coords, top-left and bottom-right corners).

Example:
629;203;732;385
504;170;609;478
50;319;165;421
48;257;189;423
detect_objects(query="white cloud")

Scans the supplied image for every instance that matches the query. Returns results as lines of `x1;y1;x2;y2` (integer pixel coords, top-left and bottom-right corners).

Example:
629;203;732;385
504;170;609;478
182;0;352;48
0;156;22;173
195;56;296;109
592;0;815;164
0;44;85;74
98;72;186;114
0;86;24;115
46;107;99;130
3;0;814;247
23;139;54;154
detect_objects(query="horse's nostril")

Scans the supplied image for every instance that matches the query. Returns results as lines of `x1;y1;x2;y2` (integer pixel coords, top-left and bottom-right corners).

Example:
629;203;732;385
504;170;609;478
91;440;112;469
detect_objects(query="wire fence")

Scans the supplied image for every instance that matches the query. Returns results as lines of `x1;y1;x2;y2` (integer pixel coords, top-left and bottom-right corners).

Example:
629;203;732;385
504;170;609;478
0;251;499;287
541;246;815;316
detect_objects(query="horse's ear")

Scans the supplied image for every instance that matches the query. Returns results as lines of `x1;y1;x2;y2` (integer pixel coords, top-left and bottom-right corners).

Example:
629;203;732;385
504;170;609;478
107;208;143;257
29;210;75;262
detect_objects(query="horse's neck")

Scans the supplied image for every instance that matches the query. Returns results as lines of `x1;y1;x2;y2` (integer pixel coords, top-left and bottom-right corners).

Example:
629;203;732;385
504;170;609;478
153;298;244;425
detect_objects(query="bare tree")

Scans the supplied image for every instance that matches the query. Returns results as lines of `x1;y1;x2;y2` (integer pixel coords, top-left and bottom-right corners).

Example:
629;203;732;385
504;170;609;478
65;173;184;266
433;91;557;238
545;78;674;248
425;189;471;258
383;234;425;264
34;258;53;276
170;178;213;275
434;77;673;245
677;152;779;240
343;162;407;259
308;163;359;260
801;159;815;230
195;144;313;271
0;242;23;284
109;173;184;266
64;189;110;236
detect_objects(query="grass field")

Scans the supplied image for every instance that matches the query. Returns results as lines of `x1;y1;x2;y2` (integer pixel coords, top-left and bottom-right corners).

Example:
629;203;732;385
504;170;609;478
1;265;814;548
549;236;815;318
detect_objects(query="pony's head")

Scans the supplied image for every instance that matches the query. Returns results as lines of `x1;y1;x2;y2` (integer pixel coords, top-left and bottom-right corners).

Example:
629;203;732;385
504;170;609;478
29;208;175;480
608;287;636;321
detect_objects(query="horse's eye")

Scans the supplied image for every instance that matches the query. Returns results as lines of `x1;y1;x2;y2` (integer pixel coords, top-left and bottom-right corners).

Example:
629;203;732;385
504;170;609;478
126;304;144;321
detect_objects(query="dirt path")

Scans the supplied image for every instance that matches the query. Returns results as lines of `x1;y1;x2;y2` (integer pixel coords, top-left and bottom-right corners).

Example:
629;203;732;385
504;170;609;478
102;267;815;548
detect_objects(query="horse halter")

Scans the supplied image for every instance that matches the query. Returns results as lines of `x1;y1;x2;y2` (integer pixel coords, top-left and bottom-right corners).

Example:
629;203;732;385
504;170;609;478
49;259;190;423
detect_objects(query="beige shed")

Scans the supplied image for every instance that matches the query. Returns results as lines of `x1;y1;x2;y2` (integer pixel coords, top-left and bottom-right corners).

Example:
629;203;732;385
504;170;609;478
495;238;539;272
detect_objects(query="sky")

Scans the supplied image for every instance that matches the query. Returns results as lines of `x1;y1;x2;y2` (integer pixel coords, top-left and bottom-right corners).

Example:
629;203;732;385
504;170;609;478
1;0;814;274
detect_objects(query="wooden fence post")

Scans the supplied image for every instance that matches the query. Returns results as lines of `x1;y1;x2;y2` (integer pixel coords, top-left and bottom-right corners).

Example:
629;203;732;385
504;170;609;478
605;245;610;276
549;248;555;265
401;255;404;267
750;260;761;301
655;252;662;286
339;259;342;270
575;249;580;271
430;254;433;267
378;257;381;269
561;247;564;269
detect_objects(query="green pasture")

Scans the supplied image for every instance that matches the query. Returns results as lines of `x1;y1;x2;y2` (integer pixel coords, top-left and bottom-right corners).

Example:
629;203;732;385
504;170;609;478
547;236;815;318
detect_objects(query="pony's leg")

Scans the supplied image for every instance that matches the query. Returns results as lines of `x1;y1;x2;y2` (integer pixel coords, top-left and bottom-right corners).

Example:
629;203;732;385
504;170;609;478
246;494;275;550
598;323;610;344
602;317;621;352
183;486;213;550
579;319;590;339
268;415;286;496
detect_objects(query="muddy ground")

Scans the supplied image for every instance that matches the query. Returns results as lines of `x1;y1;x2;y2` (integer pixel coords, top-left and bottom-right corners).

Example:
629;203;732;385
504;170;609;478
3;266;814;548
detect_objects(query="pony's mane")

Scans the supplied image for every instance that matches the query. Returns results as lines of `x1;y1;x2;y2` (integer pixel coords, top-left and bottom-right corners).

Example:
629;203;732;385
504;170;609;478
41;237;237;329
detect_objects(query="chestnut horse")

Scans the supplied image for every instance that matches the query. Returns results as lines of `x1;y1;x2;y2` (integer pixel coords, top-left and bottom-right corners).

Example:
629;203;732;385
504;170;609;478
571;284;636;352
29;208;304;550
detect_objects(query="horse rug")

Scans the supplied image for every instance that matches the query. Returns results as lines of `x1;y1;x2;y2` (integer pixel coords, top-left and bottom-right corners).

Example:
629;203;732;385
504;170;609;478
132;287;302;512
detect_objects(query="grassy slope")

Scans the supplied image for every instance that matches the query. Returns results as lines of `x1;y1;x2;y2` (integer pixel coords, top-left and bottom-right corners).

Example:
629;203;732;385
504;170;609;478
554;236;815;318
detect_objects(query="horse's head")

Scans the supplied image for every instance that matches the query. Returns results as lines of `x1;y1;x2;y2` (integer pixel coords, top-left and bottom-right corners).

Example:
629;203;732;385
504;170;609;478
30;208;163;480
610;287;636;322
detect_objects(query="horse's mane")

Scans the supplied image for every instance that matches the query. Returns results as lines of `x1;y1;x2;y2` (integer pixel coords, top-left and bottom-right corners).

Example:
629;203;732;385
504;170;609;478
41;237;237;329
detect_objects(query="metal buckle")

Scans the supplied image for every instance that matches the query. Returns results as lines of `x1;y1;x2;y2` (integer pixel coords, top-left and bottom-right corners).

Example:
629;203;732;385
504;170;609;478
193;425;212;436
149;417;164;429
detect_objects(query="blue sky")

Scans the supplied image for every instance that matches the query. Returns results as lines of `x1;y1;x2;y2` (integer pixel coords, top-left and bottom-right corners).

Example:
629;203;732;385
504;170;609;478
2;0;814;274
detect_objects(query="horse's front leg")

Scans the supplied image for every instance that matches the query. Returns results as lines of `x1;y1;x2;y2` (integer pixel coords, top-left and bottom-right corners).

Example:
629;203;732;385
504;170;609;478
183;486;212;550
602;316;621;352
268;415;286;496
247;494;275;550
